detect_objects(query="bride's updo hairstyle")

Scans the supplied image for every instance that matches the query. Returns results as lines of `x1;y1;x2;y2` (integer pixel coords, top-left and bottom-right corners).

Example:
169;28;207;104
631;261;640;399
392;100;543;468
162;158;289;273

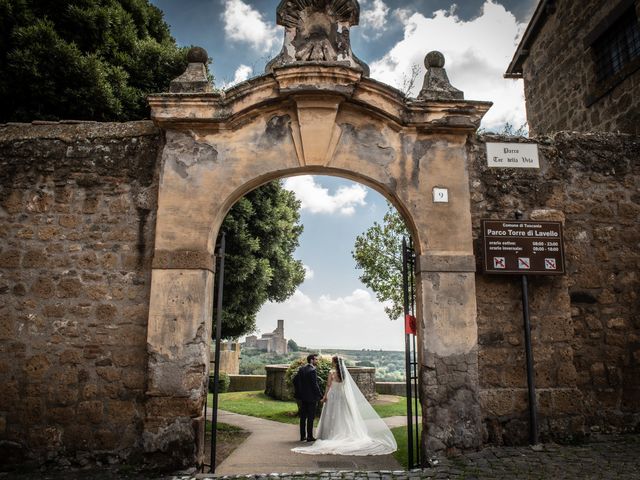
332;355;343;382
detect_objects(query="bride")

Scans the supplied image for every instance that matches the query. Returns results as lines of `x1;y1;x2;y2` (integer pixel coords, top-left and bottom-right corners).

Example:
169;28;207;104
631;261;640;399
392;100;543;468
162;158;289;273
291;356;397;456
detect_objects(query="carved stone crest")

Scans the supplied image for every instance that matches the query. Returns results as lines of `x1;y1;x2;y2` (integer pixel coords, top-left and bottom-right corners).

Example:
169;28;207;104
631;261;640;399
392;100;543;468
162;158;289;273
266;0;369;75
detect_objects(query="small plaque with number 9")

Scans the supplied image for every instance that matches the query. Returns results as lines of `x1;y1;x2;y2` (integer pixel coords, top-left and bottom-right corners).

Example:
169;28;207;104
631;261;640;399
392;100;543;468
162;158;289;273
433;187;449;203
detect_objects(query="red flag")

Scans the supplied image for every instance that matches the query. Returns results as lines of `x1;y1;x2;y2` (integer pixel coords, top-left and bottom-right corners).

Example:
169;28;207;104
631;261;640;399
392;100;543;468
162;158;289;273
404;314;417;335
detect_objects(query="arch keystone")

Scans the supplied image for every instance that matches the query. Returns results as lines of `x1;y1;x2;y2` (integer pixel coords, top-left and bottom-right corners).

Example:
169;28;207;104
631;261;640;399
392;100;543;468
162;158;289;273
292;95;343;166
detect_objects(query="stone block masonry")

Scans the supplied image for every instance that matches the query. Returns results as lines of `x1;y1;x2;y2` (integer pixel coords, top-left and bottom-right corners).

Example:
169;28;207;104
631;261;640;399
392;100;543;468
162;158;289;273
0;122;638;468
0;121;161;466
520;0;640;135
469;131;640;444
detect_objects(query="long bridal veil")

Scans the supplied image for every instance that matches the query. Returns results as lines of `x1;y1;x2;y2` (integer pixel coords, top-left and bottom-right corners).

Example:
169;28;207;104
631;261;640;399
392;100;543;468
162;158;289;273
291;357;397;456
338;358;397;453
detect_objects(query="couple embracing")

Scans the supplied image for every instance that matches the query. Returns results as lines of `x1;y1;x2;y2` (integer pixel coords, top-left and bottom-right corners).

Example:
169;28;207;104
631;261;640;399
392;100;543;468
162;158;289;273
291;354;397;456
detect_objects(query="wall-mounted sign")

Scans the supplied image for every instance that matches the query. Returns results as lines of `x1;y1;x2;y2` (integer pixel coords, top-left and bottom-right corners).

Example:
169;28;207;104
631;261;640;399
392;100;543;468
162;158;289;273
486;143;539;168
432;187;449;203
481;219;565;275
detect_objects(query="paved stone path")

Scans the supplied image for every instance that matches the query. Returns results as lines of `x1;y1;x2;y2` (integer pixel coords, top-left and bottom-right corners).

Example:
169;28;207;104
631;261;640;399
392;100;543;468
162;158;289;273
212;410;404;476
184;428;640;480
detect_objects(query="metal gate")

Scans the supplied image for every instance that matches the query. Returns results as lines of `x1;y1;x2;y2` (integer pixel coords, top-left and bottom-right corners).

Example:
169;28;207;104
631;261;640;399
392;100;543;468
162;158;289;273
402;237;420;468
204;235;419;471
203;233;226;473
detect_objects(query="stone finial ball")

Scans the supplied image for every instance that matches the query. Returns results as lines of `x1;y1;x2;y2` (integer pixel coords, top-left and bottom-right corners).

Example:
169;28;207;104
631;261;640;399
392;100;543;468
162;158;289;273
425;51;445;68
187;46;208;64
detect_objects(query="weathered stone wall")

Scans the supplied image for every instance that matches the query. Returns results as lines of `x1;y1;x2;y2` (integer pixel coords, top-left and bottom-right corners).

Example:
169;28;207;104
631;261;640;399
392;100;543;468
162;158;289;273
228;374;266;392
264;365;291;400
0;121;161;466
469;131;640;444
213;342;241;375
375;382;406;397
521;0;640;136
0;122;637;467
348;367;377;400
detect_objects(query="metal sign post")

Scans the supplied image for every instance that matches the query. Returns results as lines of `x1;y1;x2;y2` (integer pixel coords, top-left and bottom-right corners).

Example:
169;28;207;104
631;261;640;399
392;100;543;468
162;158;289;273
481;218;565;445
520;274;538;444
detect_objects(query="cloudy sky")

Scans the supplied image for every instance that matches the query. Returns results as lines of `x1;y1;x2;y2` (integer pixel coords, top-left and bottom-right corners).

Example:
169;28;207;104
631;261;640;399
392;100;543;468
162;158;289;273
150;0;536;350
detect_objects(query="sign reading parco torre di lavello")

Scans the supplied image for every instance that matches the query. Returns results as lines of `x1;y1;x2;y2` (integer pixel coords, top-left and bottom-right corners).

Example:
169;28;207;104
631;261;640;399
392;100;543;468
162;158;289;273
481;220;565;275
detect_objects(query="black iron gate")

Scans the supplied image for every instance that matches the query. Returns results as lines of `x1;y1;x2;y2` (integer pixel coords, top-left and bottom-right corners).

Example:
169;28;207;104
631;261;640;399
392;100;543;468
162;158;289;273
402;237;420;468
203;232;226;473
203;235;418;471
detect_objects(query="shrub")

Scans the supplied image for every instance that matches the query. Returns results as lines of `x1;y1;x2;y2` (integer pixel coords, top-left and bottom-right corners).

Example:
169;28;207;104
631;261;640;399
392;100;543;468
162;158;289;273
357;360;375;367
285;356;332;398
209;372;231;393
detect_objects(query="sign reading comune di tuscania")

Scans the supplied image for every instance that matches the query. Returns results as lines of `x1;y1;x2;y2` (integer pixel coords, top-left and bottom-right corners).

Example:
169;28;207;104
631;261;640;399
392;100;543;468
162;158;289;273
481;219;565;275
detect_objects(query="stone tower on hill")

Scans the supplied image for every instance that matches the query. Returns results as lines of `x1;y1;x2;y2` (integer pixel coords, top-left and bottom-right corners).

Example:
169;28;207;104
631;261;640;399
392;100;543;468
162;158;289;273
245;319;288;354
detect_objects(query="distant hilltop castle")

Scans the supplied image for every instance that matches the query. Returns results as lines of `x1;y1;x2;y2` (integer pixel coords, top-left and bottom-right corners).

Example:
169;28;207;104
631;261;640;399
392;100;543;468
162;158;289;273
245;319;288;354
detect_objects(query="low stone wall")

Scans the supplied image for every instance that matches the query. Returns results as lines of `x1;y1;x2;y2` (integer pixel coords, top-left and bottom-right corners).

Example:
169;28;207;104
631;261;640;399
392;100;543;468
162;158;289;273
376;382;406;396
264;365;291;400
229;374;266;392
349;367;376;400
265;365;376;401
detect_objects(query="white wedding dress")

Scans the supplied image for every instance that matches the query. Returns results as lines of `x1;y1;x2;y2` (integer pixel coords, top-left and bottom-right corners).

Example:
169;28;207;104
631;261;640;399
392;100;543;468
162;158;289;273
291;359;397;456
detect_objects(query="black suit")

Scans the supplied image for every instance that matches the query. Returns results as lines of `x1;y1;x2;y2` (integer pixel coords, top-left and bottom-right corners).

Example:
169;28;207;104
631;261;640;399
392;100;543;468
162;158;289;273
293;363;323;440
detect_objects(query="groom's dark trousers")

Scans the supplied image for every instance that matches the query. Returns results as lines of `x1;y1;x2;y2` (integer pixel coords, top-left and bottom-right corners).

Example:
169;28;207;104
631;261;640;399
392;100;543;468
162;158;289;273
293;363;323;440
298;401;316;441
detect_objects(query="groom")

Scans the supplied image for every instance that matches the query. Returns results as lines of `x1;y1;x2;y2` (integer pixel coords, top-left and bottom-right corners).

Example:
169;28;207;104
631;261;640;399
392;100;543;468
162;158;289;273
293;353;323;442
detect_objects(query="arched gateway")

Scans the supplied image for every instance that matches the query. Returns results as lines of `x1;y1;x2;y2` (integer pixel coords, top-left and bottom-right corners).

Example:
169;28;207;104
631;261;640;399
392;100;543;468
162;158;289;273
143;0;491;467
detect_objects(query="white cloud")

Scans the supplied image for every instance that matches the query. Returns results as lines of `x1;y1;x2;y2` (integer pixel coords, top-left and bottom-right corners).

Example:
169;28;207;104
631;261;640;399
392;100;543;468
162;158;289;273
222;0;280;53
252;289;403;350
360;0;390;38
303;264;314;280
283;176;367;216
224;64;253;88
393;8;412;24
370;1;527;130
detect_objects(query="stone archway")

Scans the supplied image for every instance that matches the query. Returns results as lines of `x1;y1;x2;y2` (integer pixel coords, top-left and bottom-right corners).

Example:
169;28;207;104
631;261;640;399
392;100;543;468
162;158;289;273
142;0;490;468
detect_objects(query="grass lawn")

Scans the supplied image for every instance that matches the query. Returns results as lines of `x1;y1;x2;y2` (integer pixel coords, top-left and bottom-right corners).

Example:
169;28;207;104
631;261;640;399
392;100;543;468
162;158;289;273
209;391;300;424
207;391;422;469
204;422;250;467
208;391;420;424
374;396;422;418
391;425;422;469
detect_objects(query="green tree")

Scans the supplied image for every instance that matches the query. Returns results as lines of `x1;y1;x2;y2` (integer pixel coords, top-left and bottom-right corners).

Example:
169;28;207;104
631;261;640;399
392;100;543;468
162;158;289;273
217;181;305;339
351;203;409;321
0;0;189;122
287;339;299;352
0;1;305;344
356;360;375;367
285;357;332;398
